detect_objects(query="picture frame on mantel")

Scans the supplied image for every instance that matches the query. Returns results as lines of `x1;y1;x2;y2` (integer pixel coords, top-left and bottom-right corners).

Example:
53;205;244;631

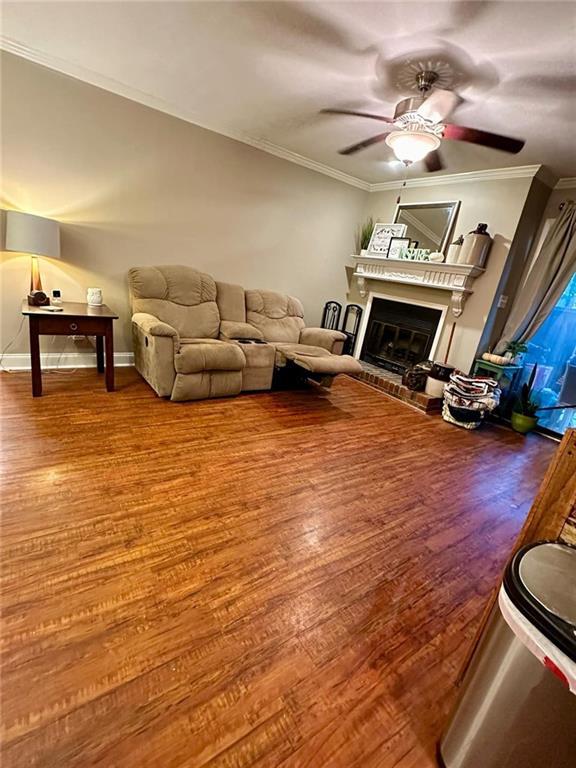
366;222;407;256
387;237;411;260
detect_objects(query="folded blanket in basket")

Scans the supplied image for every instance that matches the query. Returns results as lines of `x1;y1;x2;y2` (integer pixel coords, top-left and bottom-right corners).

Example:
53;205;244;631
444;372;501;414
446;373;499;400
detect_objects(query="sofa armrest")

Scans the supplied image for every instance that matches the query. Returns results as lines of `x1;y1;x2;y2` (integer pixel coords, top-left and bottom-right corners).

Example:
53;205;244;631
219;320;264;341
132;312;179;339
132;316;177;398
299;327;346;354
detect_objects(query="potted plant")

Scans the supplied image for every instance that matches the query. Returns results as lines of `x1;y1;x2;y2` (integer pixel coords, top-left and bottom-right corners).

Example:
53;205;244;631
356;217;374;255
504;340;528;364
511;364;539;434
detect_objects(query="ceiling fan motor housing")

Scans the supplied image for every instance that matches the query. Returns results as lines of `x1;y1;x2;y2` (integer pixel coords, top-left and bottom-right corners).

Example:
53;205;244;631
393;96;444;136
394;96;425;120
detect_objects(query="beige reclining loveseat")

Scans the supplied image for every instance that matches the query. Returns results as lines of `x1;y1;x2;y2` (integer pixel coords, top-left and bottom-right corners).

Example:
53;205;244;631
128;265;361;401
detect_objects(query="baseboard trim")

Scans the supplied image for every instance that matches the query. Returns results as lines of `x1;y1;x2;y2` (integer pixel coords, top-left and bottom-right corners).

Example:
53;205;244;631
1;352;134;370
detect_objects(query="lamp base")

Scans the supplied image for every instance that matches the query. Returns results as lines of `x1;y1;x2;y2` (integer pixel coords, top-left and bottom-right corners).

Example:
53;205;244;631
28;291;50;307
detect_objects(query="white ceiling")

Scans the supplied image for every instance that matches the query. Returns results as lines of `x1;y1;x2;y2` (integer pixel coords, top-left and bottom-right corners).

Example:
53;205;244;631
2;1;576;186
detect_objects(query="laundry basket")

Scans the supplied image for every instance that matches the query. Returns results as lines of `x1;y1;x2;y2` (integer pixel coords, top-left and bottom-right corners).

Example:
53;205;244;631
442;372;500;429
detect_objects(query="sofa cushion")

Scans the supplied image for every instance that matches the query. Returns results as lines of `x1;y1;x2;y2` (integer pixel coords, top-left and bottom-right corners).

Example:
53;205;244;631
171;371;243;401
175;339;245;374
273;343;332;358
236;341;276;368
299;327;346;350
245;289;306;343
293;354;362;374
272;342;329;369
216;281;246;323
219;320;264;341
294;354;362;374
273;343;362;375
129;265;220;339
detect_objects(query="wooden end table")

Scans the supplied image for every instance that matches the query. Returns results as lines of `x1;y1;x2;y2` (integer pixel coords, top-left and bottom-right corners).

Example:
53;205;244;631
22;301;119;397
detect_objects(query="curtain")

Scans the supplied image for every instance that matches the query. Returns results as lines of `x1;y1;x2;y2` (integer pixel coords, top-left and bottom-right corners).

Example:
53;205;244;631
496;201;576;352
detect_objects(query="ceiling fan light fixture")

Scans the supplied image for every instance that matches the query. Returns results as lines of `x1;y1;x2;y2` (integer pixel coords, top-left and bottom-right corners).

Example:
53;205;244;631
385;130;441;163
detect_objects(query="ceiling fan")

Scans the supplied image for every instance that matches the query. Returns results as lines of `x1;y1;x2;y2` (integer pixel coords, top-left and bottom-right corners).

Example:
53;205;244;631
321;70;525;171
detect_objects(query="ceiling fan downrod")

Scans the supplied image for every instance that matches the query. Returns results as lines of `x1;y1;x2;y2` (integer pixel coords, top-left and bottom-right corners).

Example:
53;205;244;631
416;70;439;94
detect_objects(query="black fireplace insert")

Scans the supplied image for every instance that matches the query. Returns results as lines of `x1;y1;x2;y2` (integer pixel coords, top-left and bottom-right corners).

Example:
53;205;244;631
360;297;442;374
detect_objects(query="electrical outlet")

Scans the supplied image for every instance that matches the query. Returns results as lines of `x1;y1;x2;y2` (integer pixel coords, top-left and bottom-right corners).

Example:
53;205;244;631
497;294;509;309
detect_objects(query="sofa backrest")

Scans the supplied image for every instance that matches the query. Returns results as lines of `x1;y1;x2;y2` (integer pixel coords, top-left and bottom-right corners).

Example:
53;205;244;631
245;289;305;343
128;265;220;339
216;281;246;323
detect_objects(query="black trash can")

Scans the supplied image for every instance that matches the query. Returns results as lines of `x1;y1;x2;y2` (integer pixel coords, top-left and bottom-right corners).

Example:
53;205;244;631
439;541;576;768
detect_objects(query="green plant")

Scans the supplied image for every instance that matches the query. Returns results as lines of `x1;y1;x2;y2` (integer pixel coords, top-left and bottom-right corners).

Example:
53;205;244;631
513;363;539;416
506;340;528;357
356;217;374;252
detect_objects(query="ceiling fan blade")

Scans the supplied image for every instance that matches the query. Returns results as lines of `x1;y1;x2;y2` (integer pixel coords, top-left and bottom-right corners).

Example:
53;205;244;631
443;124;525;154
417;89;461;123
424;150;444;172
321;108;394;124
339;131;392;155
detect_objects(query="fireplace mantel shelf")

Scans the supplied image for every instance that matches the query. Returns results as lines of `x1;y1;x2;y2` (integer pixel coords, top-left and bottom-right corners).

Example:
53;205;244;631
352;254;485;317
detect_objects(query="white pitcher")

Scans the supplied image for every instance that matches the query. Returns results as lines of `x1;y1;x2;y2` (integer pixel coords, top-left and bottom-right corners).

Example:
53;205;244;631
87;287;103;306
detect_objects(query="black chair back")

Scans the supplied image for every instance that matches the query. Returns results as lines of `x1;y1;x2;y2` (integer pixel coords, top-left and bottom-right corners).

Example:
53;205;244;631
342;304;363;355
321;301;342;331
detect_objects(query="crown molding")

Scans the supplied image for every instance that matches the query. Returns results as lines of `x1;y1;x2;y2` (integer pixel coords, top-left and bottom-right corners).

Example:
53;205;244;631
0;37;371;192
236;136;370;190
0;38;562;197
555;177;576;190
368;165;545;192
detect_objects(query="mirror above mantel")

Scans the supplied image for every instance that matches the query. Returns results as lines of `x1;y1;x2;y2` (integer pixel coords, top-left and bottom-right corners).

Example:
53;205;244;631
394;200;460;254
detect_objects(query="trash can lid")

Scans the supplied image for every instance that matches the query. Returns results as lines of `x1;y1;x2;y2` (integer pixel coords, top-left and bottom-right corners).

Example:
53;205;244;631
504;542;576;662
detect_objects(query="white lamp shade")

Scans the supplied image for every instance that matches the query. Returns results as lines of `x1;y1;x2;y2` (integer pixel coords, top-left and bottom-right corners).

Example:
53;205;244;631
4;210;61;259
385;131;441;164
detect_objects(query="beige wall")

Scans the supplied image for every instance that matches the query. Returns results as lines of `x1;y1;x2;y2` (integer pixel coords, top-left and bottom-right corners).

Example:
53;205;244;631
1;51;559;374
0;52;367;355
540;186;576;221
355;176;540;371
479;177;552;350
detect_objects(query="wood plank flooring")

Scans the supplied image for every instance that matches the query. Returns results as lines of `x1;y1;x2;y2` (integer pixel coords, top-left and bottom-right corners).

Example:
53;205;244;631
0;369;555;767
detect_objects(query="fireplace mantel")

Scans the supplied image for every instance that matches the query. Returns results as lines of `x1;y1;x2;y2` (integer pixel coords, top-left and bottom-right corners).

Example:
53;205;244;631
352;254;485;317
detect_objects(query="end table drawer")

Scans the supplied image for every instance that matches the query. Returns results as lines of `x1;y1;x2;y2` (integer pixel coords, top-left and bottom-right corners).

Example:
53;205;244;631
34;316;110;335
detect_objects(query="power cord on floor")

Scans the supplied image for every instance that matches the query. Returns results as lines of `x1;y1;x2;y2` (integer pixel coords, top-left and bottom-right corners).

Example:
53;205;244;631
0;317;26;372
46;334;80;375
0;320;82;374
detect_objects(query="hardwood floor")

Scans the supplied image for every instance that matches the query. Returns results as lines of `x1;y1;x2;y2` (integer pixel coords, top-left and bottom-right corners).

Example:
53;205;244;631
0;369;555;768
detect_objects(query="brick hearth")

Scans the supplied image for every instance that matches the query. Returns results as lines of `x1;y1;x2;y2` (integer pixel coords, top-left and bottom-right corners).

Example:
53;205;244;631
351;361;442;414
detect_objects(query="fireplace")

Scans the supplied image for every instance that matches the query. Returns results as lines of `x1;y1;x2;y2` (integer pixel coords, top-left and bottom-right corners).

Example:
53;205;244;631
359;295;445;375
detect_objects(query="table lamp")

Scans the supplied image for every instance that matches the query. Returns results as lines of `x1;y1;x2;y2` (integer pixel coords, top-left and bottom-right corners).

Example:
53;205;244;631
4;210;61;305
